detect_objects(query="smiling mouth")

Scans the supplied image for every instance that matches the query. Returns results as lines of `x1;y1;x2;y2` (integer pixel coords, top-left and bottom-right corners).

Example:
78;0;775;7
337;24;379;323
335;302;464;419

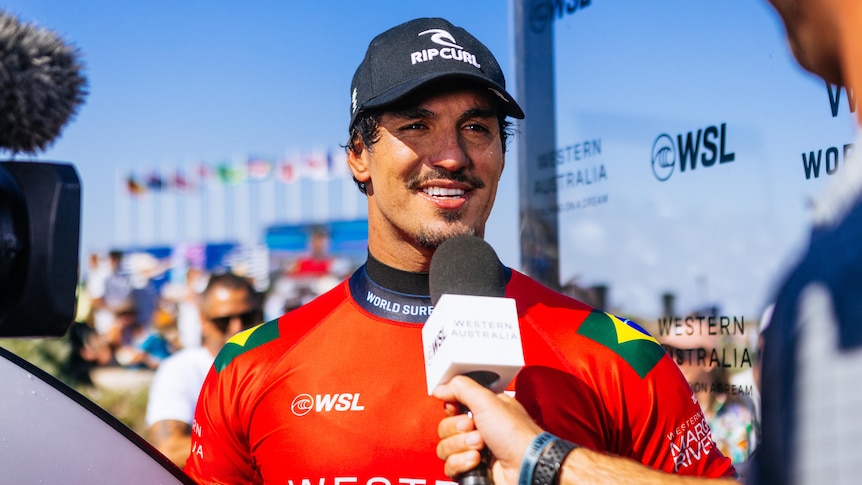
422;186;466;197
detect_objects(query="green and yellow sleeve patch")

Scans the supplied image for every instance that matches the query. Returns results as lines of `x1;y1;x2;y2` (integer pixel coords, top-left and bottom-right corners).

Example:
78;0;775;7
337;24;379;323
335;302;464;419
576;310;666;378
214;319;280;373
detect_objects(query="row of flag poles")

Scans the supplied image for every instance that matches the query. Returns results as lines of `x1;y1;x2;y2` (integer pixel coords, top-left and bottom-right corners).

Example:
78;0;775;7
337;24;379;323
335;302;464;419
124;148;350;197
114;147;366;249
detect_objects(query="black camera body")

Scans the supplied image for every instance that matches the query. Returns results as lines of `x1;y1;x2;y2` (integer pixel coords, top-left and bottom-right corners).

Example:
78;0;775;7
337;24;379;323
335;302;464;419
0;161;81;337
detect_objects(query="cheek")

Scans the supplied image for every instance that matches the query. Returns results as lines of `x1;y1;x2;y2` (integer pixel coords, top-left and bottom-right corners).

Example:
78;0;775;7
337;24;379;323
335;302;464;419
369;144;418;181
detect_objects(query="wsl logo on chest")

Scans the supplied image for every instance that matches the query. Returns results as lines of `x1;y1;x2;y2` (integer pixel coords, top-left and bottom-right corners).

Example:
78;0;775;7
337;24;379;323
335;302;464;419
410;29;481;69
291;392;366;417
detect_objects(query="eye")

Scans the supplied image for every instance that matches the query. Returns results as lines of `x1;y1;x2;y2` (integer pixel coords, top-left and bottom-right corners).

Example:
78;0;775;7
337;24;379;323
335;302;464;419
463;122;492;134
399;121;426;131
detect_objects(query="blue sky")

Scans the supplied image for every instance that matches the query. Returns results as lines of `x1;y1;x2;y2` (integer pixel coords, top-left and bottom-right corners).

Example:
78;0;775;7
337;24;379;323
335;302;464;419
5;1;859;321
2;1;522;266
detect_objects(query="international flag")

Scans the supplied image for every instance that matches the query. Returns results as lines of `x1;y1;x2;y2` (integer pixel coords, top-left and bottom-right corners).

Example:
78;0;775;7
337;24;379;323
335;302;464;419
276;155;298;184
170;169;191;192
195;162;212;188
146;171;165;191
217;163;246;185
126;174;146;197
302;148;329;180
327;148;349;178
247;156;273;181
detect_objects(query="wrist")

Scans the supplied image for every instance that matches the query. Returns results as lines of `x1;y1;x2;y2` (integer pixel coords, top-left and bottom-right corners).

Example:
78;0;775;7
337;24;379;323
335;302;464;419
533;437;577;485
518;432;578;485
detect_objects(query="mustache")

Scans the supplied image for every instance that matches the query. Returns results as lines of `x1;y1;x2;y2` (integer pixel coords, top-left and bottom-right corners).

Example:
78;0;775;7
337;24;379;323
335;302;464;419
406;168;486;190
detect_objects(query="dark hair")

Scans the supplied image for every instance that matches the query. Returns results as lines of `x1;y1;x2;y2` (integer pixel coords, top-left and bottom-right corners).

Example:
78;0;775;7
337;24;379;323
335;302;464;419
202;272;260;308
345;86;515;195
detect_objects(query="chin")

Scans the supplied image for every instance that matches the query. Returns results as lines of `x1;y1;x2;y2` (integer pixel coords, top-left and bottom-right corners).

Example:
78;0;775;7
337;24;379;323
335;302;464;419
414;224;478;250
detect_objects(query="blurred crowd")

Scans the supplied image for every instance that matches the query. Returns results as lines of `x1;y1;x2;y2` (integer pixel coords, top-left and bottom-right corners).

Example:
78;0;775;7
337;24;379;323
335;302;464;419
69;231;356;386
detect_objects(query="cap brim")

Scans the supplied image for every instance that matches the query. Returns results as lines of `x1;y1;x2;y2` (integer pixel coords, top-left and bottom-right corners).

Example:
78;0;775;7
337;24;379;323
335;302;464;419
360;72;525;120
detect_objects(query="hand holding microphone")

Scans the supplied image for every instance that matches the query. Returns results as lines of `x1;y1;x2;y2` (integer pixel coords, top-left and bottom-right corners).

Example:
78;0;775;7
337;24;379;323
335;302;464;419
423;235;525;485
433;376;543;485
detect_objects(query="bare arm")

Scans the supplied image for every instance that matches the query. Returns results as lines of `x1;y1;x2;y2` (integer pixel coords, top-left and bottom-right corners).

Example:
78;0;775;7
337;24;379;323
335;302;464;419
148;419;193;468
434;376;739;485
558;448;739;485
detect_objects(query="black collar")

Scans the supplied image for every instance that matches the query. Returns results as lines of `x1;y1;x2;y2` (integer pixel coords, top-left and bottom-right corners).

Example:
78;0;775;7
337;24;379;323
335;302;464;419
349;253;433;323
348;251;512;323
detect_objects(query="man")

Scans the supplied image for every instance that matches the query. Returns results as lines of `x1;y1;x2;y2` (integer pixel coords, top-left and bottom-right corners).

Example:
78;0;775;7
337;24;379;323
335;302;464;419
146;272;262;467
437;2;862;484
754;1;862;483
91;250;132;336
184;17;734;483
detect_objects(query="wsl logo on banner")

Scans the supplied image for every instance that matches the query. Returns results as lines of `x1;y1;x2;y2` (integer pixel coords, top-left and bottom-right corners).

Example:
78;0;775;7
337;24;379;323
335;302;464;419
651;123;736;182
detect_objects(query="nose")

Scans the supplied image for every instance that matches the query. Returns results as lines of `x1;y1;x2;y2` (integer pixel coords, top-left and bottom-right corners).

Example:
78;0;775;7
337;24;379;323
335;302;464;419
429;128;469;172
227;316;244;335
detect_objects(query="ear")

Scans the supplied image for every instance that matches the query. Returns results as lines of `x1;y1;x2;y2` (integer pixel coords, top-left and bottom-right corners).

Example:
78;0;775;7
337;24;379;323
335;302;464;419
347;139;371;186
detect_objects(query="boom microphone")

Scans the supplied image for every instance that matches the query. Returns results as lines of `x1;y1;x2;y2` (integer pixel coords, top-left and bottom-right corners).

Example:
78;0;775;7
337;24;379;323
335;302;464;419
423;235;525;485
0;10;85;336
0;9;88;154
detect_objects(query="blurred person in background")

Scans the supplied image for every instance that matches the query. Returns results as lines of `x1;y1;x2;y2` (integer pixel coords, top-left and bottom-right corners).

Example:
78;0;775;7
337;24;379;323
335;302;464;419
146;272;262;467
161;266;209;350
659;328;760;473
91;250;133;336
106;299;170;369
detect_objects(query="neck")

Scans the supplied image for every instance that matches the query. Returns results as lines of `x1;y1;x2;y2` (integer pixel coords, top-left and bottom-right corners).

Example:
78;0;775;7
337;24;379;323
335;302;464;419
365;251;430;295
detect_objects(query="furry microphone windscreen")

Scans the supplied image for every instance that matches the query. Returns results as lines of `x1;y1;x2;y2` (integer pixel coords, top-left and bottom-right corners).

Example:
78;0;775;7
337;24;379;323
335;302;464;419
0;10;88;154
429;234;507;306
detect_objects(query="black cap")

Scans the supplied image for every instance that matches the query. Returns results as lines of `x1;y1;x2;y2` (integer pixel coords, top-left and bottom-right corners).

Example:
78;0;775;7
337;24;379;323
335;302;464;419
349;17;525;128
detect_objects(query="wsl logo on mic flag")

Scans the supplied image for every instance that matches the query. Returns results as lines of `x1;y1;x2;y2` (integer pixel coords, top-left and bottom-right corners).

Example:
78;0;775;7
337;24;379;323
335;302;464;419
577;311;665;378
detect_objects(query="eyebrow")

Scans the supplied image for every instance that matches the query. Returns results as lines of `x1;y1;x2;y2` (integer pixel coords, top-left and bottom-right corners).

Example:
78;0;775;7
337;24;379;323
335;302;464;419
388;107;498;121
390;107;434;120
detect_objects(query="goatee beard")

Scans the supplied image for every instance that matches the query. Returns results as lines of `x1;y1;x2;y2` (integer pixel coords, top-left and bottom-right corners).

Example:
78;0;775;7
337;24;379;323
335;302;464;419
414;218;476;250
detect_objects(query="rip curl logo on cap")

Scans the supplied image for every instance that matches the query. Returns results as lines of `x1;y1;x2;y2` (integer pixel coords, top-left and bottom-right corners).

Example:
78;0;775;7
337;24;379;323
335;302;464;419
410;28;481;69
291;393;313;416
419;28;462;49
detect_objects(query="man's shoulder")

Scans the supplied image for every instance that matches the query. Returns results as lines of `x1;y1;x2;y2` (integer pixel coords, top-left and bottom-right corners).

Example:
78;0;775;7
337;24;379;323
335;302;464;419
507;270;592;310
212;318;285;374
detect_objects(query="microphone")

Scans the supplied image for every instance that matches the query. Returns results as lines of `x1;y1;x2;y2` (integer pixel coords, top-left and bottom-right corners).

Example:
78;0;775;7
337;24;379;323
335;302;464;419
423;235;525;485
0;10;85;336
0;9;88;154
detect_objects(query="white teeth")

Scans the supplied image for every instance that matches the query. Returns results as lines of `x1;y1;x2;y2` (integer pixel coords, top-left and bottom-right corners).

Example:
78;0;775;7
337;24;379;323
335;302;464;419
423;187;465;197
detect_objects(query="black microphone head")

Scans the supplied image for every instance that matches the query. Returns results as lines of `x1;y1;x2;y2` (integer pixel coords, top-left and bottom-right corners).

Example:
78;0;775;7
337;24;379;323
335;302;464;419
429;235;506;306
0;10;88;154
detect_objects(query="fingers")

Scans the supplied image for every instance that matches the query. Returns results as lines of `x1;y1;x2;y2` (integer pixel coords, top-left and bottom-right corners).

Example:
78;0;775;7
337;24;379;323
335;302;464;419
437;414;485;478
432;375;498;413
442;450;483;479
437;413;476;440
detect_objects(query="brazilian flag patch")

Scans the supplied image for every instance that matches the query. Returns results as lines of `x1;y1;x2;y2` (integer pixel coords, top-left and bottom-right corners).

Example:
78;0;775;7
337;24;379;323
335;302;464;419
576;311;666;378
214;319;280;373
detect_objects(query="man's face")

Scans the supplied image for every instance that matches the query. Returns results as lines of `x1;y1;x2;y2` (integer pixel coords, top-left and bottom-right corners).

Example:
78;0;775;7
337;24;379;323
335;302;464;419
200;286;259;346
768;0;842;84
348;88;505;269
